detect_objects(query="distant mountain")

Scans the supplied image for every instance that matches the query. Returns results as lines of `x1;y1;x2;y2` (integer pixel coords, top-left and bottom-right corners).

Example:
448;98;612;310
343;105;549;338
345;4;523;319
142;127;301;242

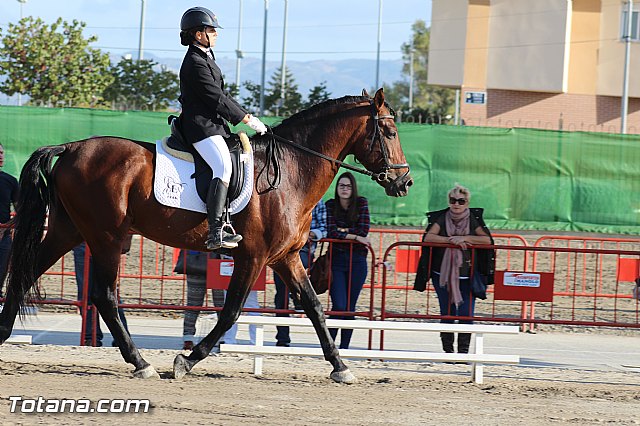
146;53;405;100
0;53;405;106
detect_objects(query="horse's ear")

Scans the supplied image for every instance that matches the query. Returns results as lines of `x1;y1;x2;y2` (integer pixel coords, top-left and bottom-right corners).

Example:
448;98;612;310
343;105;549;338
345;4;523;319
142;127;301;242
373;88;385;110
362;88;370;98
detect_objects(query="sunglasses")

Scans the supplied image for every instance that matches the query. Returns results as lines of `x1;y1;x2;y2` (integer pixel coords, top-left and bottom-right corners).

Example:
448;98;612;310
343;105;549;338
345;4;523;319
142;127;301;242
449;197;467;205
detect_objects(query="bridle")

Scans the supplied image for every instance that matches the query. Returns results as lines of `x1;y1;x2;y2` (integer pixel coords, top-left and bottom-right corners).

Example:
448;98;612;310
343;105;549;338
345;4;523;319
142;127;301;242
367;101;411;182
265;101;410;183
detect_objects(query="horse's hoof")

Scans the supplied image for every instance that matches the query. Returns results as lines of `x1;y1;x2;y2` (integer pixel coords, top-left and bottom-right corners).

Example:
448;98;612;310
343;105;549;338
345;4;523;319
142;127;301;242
173;354;191;380
0;325;12;344
133;365;159;379
330;368;357;384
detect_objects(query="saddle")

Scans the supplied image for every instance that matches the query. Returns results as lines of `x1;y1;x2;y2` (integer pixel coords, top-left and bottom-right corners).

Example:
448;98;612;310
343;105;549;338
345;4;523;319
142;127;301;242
166;115;247;203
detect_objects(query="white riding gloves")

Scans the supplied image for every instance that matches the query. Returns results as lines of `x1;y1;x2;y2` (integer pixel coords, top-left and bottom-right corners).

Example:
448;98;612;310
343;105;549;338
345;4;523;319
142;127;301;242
246;115;268;135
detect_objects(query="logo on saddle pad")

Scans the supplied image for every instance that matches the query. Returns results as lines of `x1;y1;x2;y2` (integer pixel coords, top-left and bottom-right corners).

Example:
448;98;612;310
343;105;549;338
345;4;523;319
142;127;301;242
153;136;254;215
162;177;185;200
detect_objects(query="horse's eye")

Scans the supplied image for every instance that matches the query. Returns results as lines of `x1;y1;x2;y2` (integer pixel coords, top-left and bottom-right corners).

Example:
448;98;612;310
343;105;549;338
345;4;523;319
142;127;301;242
387;131;397;138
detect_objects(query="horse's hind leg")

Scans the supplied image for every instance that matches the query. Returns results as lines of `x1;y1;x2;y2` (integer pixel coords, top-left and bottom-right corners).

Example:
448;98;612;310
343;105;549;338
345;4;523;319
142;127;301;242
173;259;263;379
86;238;158;379
274;255;356;384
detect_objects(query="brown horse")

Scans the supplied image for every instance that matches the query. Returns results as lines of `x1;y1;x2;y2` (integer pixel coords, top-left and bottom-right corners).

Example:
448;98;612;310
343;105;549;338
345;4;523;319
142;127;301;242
0;88;412;382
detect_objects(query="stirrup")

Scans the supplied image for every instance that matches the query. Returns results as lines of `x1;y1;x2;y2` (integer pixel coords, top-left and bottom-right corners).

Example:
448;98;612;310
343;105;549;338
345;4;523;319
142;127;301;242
206;226;241;251
221;222;243;244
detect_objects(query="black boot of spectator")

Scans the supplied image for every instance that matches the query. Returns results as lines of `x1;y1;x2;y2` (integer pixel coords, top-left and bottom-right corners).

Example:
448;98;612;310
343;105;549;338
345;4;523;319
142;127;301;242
440;332;454;353
457;333;471;354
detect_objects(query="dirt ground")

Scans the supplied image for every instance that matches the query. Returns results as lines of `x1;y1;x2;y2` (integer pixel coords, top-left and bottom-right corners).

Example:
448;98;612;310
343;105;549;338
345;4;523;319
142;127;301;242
0;344;639;425
5;233;638;424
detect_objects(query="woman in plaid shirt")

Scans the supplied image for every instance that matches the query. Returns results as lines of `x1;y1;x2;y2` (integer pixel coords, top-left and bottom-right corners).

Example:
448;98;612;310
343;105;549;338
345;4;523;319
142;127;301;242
325;172;370;349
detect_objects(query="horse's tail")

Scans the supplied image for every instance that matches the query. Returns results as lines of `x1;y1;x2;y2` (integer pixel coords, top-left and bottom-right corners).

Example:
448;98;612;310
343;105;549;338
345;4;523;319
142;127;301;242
6;145;66;315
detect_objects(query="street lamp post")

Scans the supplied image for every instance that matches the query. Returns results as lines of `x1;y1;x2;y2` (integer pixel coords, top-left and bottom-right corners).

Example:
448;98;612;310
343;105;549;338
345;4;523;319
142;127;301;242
375;0;383;89
259;0;269;116
279;0;289;113
235;0;244;88
138;0;146;61
17;0;27;106
621;0;633;134
408;40;414;109
17;0;27;19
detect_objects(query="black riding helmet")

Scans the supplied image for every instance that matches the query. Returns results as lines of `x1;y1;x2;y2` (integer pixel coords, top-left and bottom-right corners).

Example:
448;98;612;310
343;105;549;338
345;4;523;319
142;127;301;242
180;7;222;31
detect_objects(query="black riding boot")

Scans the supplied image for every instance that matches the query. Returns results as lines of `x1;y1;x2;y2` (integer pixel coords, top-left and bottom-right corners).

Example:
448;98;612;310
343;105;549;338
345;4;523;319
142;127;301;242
457;332;472;354
440;332;454;353
205;178;242;250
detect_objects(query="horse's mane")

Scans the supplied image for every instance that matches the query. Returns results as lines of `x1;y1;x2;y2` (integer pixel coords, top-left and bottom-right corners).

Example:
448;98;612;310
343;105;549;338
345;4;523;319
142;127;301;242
252;94;393;148
280;95;370;126
249;95;371;149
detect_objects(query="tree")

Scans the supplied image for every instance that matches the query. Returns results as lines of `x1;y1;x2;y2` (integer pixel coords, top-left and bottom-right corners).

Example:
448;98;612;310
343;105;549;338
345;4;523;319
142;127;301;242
104;58;179;111
241;81;262;114
387;20;456;123
226;82;240;98
265;67;302;116
0;17;112;107
305;81;332;108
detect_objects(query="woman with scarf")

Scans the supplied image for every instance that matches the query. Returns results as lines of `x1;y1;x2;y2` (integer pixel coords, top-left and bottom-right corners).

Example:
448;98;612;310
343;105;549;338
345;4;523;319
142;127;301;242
423;184;491;354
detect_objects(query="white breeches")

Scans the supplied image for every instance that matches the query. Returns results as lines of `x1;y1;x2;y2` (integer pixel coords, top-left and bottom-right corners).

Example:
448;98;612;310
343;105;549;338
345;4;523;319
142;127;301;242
193;135;232;184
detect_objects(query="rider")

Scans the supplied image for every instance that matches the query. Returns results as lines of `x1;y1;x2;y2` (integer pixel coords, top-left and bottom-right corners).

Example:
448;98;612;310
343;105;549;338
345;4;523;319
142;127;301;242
178;7;267;250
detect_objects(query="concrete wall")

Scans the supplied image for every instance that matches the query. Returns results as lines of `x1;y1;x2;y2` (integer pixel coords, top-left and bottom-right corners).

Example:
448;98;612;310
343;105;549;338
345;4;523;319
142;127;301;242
427;0;468;87
597;0;640;97
486;0;571;93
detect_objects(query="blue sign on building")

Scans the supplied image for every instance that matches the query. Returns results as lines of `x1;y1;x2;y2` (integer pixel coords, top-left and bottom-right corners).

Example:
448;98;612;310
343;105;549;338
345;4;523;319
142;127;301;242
465;91;486;104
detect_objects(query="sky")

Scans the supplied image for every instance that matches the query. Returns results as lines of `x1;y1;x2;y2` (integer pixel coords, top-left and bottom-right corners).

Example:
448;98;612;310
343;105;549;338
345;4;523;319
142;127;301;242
0;0;432;63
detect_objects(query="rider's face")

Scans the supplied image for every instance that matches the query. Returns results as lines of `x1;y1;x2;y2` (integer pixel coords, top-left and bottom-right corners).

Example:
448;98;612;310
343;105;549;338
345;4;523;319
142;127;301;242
198;27;217;48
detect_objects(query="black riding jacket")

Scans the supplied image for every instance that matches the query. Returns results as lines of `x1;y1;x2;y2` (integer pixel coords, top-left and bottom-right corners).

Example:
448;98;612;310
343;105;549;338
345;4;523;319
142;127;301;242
178;45;247;143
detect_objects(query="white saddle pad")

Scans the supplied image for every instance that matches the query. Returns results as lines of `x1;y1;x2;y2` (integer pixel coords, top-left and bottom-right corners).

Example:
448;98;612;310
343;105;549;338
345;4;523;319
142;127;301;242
154;137;253;215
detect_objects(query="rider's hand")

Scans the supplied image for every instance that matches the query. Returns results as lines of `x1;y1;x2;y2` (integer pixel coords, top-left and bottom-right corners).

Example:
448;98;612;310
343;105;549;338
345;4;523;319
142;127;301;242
245;115;268;135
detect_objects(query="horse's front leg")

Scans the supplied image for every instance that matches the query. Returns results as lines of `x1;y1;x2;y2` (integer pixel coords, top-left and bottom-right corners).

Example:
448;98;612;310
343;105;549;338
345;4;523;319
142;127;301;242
275;255;356;384
172;258;261;380
90;253;159;379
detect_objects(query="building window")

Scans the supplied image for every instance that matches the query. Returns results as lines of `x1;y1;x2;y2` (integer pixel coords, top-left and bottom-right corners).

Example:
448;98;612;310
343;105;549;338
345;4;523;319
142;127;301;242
620;7;639;41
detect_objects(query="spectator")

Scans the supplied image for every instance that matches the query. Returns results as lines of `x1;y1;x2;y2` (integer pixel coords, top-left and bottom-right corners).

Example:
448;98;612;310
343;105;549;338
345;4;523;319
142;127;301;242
73;241;130;347
182;250;224;350
182;252;259;350
325;172;370;349
420;183;492;354
273;200;327;347
0;143;18;298
633;277;640;300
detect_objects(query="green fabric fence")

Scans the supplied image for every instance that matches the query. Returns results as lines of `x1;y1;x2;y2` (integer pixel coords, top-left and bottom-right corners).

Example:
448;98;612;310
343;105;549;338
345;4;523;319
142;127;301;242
0;106;638;234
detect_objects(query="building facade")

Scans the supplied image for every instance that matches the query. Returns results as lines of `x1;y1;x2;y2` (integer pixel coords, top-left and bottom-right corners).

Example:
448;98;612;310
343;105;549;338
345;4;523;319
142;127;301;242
428;0;640;133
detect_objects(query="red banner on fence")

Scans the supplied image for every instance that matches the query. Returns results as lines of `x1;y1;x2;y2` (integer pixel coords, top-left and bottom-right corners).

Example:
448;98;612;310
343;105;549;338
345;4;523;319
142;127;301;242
395;248;421;273
617;258;640;282
493;271;554;302
206;259;267;290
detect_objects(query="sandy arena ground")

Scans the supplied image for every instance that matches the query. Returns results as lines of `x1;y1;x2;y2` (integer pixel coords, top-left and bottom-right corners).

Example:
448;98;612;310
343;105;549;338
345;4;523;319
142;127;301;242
1;234;638;424
0;343;639;425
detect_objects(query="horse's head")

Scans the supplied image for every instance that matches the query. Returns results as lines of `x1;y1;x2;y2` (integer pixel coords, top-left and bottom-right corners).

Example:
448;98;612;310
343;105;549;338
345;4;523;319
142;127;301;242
353;88;413;197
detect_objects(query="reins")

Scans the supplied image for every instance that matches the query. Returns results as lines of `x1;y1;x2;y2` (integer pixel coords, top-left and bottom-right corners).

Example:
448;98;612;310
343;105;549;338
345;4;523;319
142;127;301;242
268;131;377;179
261;101;410;183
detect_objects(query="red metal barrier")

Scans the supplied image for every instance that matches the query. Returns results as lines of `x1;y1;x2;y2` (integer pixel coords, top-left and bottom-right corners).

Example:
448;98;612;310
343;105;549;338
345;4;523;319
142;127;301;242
26;234;380;347
13;229;640;348
380;240;640;331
